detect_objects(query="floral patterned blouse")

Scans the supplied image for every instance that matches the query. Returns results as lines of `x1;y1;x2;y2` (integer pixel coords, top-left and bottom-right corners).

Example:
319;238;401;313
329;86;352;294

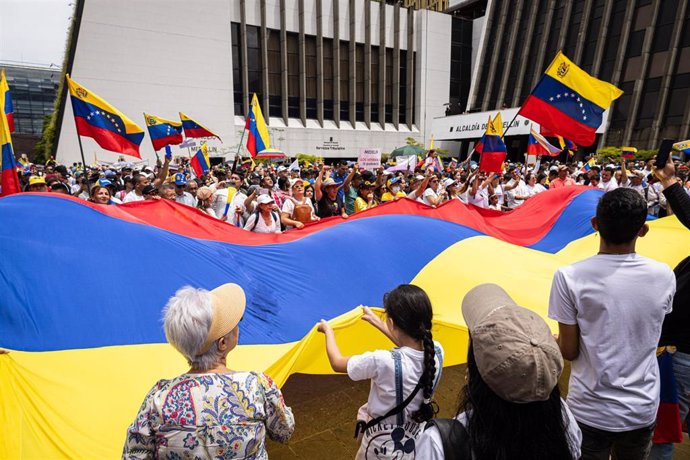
123;371;294;459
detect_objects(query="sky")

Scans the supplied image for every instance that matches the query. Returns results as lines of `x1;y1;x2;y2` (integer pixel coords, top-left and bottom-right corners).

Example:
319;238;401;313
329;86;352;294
0;0;73;67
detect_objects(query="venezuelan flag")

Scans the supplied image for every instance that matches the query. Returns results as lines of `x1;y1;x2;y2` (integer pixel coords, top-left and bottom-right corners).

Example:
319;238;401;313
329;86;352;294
180;112;220;140
673;140;690;155
528;125;561;157
621;146;638;159
520;51;623;147
476;113;507;173
0;83;20;196
0;186;690;458
245;93;270;157
1;69;13;133
144;113;183;151
2;188;689;458
190;142;211;176
66;75;144;158
580;158;596;173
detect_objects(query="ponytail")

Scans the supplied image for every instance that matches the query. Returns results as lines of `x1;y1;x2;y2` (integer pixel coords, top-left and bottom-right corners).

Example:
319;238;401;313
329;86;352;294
411;328;437;423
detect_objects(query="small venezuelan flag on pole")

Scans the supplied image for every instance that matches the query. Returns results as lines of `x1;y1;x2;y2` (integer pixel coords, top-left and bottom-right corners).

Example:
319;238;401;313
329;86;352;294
245;93;270;158
190;142;211;177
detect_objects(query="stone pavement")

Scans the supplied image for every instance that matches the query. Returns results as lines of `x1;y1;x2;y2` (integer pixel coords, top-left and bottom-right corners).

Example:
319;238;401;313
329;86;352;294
267;364;690;459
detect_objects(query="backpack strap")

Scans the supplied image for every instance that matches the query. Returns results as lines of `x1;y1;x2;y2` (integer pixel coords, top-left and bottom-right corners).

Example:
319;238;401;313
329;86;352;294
393;349;403;426
424;418;471;460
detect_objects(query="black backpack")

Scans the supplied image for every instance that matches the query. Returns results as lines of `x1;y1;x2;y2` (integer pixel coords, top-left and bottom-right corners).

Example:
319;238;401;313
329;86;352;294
423;418;472;460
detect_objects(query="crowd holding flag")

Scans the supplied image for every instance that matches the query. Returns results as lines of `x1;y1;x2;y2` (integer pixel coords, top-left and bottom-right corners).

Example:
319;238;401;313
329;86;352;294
1;69;14;134
245;93;270;158
475;113;507;173
180;112;221;141
190;142;211;177
66;75;145;158
519;51;623;146
528;125;561;157
144;113;183;151
621;146;638;159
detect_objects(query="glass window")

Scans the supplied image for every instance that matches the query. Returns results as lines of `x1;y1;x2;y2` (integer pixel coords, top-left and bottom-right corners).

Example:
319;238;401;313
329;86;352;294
267;29;282;117
371;46;379;122
323;38;334;120
287;32;300;119
355;44;365;121
340;41;350;121
305;35;317;119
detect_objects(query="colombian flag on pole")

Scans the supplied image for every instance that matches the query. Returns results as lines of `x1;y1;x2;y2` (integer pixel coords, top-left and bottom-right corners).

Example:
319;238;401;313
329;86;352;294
475;113;507;173
144;113;183;151
190;142;211;177
67;75;145;158
0;79;20;196
1;70;13;133
520;51;623;146
245;93;270;158
179;112;221;141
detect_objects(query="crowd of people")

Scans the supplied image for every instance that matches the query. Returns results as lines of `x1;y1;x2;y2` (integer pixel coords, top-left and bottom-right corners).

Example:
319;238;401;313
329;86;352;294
13;149;690;235
117;153;689;459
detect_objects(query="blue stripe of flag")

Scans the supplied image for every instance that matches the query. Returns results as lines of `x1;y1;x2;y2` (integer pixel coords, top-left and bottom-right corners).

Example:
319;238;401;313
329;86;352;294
71;96;144;146
532;75;604;130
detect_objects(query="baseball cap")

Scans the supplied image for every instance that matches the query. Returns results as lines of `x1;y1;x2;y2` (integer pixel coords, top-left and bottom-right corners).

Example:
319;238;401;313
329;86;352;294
443;178;455;187
142;185;157;195
290;178;305;188
462;283;563;403
322;178;338;187
98;178;113;187
174;173;187;186
196;186;213;201
256;194;274;205
29;176;46;186
104;169;116;177
197;283;246;354
277;166;288;172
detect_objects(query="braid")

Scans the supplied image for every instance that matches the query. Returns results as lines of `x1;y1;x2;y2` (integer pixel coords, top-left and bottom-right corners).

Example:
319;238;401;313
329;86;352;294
411;328;438;423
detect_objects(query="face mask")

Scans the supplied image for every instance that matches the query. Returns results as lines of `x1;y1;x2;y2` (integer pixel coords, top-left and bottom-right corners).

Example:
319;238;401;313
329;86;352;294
391;186;400;193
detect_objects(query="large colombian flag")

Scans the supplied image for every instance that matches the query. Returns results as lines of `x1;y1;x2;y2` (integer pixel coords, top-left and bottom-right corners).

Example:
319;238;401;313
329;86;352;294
1;187;690;458
1;69;13;133
0;80;20;196
475;113;506;173
520;51;623;146
66;75;145;158
144;113;183;151
179;112;221;140
245;93;270;157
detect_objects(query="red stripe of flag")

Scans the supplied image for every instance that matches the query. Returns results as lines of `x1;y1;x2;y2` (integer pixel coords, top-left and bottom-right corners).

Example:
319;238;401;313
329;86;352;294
75;117;141;158
520;95;597;146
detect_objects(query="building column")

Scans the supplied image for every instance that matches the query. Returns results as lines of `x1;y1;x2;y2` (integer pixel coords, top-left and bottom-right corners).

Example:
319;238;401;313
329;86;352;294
590;0;614;77
378;0;386;129
573;0;594;63
260;0;270;122
480;0;510;111
333;0;341;128
349;0;357;127
511;0;538;107
316;0;324;126
298;0;307;126
364;0;372;129
280;0;289;124
496;0;524;108
600;0;637;148
623;0;661;145
240;0;249;116
530;0;556;89
466;0;497;110
392;3;400;130
556;0;574;51
406;6;414;129
651;0;688;146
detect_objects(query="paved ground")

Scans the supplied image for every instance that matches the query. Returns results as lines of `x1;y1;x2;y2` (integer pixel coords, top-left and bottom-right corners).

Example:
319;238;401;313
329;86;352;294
267;364;690;459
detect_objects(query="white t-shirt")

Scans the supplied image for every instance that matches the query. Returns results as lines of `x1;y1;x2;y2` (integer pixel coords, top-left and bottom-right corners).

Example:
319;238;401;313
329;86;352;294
468;185;488;208
548;253;675;431
176;191;197;207
347;343;444;424
123;191;145;203
505;180;527;208
243;212;281;234
422;188;440;206
416;400;582;459
598;177;618;192
281;197;316;230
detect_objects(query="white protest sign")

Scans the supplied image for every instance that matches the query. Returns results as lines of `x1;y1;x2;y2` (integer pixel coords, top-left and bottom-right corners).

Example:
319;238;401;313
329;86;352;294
358;148;382;171
387;155;417;172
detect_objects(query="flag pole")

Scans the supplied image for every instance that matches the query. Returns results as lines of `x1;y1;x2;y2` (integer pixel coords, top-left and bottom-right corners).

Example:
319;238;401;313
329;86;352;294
231;127;246;173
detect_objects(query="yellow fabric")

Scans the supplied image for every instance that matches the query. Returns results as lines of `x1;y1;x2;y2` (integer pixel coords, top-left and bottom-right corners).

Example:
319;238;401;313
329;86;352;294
250;93;270;149
2;217;689;458
66;75;144;135
545;51;623;109
0;70;13;150
486;112;503;136
143;113;182;128
381;191;406;202
354;196;376;213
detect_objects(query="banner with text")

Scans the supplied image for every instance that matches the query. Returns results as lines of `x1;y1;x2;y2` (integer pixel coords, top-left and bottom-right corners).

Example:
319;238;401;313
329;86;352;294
358;148;382;171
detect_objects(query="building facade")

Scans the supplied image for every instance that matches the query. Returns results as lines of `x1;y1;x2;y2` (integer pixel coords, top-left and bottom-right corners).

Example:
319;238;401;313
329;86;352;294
434;0;690;158
54;0;455;165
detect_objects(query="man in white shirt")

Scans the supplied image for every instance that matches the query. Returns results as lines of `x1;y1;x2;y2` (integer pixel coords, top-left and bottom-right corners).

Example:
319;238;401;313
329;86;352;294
123;174;150;203
598;167;618;192
549;188;675;460
173;173;197;207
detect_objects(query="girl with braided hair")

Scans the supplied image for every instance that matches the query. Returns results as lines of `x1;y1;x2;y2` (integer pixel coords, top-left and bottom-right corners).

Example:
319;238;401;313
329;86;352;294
317;284;443;459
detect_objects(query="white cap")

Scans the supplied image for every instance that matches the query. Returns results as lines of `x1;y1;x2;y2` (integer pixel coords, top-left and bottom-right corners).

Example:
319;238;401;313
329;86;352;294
256;194;274;205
